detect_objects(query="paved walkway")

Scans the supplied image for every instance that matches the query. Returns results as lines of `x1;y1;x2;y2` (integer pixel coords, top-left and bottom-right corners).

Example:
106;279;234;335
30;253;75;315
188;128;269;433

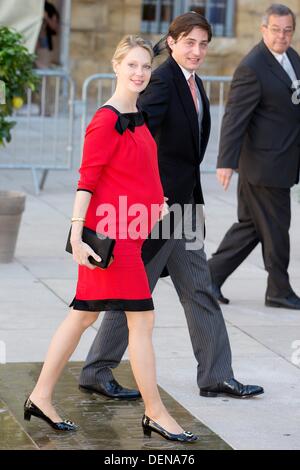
0;167;299;450
0;362;231;450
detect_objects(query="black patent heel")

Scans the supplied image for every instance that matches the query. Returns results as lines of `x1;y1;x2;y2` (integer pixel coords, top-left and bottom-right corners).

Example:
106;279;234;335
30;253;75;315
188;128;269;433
143;424;152;437
142;415;198;443
24;409;31;421
24;397;78;432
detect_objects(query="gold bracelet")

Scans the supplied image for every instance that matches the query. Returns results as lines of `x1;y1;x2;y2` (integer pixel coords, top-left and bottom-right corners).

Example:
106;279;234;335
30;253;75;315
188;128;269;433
71;217;85;223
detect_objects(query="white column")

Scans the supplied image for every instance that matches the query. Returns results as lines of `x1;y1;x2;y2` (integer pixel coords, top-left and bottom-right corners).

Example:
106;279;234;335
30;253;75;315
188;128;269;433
59;0;71;72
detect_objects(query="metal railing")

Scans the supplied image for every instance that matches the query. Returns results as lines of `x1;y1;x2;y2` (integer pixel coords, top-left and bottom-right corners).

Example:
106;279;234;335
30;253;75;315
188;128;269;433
0;69;75;194
199;75;232;173
3;70;299;200
80;73;232;173
81;73;116;154
202;76;232;135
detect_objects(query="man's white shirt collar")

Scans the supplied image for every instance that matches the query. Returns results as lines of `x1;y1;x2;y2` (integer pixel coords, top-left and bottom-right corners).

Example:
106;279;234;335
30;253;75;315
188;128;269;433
269;48;286;64
178;64;195;81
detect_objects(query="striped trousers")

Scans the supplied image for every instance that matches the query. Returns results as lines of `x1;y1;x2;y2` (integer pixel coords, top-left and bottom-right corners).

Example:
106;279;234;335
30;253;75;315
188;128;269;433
79;201;233;388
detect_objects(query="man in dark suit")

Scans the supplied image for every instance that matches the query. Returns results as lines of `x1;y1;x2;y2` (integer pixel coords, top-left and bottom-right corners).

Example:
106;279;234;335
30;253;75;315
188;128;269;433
79;12;263;399
208;4;300;310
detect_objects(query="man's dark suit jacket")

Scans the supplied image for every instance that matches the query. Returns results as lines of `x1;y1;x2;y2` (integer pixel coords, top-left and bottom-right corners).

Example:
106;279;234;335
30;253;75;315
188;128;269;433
217;40;300;188
138;55;211;268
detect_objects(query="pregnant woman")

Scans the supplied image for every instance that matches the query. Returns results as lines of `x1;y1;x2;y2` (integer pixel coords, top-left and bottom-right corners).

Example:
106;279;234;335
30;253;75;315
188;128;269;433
24;35;198;443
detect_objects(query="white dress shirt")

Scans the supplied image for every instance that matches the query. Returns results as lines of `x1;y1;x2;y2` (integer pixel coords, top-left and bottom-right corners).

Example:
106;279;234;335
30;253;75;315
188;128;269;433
269;49;297;83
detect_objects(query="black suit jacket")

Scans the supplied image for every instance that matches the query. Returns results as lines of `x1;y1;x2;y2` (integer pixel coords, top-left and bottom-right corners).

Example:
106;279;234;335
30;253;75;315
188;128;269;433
138;55;211;267
217;40;300;188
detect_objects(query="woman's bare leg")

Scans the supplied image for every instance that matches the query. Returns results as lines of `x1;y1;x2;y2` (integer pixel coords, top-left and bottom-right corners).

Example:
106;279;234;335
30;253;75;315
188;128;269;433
29;308;99;422
125;310;183;434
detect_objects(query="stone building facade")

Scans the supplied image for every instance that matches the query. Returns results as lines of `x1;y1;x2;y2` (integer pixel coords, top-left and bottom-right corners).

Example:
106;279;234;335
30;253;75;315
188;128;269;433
68;0;300;91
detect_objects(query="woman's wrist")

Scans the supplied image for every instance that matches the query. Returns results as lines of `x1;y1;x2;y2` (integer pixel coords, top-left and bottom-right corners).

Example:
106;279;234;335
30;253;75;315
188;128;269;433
70;222;84;244
70;238;82;246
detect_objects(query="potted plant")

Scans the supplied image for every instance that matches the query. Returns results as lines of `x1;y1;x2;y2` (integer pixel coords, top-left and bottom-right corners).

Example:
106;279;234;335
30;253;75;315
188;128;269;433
0;26;39;262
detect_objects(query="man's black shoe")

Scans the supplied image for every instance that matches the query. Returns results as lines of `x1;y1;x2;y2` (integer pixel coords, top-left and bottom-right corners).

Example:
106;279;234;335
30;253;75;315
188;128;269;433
211;282;230;304
79;379;141;400
200;378;264;398
265;293;300;310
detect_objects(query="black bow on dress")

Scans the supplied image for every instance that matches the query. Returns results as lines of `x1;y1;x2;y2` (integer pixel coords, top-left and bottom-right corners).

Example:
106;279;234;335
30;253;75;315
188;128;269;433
114;110;148;135
115;115;136;135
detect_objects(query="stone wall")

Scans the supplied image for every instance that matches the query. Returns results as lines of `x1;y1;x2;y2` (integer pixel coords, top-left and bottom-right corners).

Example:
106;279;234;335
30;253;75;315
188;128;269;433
70;0;141;93
204;0;300;77
69;0;300;94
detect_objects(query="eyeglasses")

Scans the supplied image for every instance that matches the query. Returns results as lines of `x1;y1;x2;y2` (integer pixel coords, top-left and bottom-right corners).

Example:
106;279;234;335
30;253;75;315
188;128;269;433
265;25;294;36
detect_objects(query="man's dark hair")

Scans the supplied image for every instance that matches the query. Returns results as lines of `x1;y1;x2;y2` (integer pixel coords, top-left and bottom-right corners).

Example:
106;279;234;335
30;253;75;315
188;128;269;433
152;11;212;57
262;4;296;30
166;12;212;54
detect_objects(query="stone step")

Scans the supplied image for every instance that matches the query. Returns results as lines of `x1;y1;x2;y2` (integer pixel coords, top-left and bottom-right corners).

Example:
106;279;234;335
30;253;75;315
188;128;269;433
0;362;231;450
0;398;37;450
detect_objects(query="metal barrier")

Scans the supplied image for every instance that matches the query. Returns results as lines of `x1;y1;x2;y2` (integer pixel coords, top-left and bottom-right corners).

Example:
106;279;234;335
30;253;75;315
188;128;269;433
81;73;232;173
0;69;75;194
202;76;232;132
81;73;116;154
200;75;232;173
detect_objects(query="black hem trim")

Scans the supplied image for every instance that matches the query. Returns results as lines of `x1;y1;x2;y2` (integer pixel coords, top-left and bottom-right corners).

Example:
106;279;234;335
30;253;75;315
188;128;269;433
69;297;154;312
77;188;93;194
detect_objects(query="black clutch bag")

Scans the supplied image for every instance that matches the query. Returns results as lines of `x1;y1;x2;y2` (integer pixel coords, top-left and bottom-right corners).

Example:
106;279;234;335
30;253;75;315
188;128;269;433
66;226;116;269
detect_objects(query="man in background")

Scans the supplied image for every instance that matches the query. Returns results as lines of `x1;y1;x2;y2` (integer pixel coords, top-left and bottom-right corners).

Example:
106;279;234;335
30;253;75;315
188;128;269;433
208;3;300;310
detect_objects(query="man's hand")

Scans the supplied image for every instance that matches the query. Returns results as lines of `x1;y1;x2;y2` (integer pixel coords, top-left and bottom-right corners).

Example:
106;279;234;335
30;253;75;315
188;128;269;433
216;168;234;191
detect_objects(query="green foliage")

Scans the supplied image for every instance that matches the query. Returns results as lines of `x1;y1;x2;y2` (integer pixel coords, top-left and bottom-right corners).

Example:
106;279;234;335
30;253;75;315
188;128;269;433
0;26;40;146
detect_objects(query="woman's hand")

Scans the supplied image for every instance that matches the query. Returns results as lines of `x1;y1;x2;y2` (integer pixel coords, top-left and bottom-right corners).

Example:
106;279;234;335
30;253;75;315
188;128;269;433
71;239;101;270
159;197;169;221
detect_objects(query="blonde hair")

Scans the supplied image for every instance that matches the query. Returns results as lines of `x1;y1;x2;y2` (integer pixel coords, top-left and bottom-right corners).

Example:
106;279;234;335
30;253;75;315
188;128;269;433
112;35;154;65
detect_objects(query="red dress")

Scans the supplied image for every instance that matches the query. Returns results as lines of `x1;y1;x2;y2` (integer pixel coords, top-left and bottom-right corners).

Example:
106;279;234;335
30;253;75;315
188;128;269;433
70;106;164;312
